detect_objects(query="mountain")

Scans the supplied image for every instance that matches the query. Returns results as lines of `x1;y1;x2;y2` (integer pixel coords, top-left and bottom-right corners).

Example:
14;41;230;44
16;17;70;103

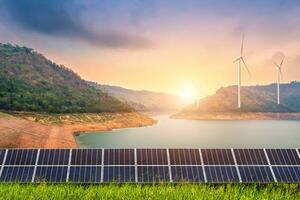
88;82;186;112
179;82;300;113
0;43;133;113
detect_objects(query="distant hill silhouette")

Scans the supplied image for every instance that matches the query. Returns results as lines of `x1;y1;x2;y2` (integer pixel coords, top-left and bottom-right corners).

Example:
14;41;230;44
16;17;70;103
180;82;300;113
0;43;132;113
88;82;186;112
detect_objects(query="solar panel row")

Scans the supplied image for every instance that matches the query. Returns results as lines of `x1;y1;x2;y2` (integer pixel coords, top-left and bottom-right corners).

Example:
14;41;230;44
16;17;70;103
2;165;299;183
1;149;300;166
0;148;299;183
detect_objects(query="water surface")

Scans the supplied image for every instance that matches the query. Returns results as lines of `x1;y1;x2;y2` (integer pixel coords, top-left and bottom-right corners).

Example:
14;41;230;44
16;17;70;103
76;115;300;148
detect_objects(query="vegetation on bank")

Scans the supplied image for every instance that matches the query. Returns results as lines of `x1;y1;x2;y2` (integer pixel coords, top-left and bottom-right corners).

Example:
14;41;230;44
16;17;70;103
0;43;132;113
0;184;298;200
10;111;155;125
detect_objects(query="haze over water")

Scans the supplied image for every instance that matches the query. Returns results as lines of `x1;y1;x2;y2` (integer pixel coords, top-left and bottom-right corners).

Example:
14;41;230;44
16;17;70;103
76;116;300;148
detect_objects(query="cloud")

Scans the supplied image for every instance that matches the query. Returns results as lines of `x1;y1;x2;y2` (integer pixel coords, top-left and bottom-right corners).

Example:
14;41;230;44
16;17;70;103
1;0;152;49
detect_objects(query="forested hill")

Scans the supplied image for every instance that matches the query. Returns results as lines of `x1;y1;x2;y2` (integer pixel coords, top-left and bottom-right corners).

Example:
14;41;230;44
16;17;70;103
180;81;300;113
0;43;133;113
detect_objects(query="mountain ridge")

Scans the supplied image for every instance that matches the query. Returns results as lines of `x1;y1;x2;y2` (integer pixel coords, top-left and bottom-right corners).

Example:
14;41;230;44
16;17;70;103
0;43;133;113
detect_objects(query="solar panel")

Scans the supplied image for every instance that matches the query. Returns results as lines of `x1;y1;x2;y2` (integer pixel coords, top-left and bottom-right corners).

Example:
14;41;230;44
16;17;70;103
71;149;102;165
238;166;274;182
69;166;101;183
34;166;68;182
104;149;134;165
38;149;70;165
201;149;235;165
266;149;300;165
138;166;169;182
0;166;34;182
137;149;168;165
234;149;268;165
0;150;6;165
272;166;300;183
103;166;135;183
0;148;298;183
169;149;202;165
5;149;37;165
171;166;205;182
205;166;240;183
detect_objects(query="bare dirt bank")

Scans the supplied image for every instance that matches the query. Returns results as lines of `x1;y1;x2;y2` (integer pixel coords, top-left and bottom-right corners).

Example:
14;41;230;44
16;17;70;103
0;112;156;148
172;112;300;120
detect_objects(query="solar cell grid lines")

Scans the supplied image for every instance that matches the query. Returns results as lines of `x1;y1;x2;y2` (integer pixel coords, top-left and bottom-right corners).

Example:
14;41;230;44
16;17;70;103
169;149;201;165
104;149;134;165
234;149;268;165
38;149;70;165
272;166;300;182
201;149;235;165
171;166;205;182
71;149;102;165
137;149;168;165
266;149;300;165
0;150;5;165
239;166;274;182
69;166;101;183
5;149;37;165
0;148;299;183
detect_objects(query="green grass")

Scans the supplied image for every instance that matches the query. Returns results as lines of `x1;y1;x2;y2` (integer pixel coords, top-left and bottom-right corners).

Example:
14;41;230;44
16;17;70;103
0;184;299;200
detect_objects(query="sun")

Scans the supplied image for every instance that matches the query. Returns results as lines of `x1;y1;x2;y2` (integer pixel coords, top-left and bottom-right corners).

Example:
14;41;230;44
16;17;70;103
179;87;198;103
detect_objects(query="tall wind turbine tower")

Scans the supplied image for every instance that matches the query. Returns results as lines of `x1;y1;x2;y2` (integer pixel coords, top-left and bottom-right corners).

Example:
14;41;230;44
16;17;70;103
273;55;285;104
234;35;250;108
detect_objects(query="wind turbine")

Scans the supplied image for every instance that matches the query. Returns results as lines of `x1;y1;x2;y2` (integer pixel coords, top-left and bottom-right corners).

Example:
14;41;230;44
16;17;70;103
234;35;251;108
273;55;285;104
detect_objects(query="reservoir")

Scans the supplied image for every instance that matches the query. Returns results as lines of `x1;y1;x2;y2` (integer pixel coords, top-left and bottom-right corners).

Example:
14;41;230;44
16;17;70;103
76;115;300;148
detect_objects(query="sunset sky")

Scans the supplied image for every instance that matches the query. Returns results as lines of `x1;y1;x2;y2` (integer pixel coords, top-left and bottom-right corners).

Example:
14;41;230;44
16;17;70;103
1;0;300;98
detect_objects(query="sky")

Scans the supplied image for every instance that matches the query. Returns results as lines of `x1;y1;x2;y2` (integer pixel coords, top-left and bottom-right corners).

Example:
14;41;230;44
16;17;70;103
1;0;300;98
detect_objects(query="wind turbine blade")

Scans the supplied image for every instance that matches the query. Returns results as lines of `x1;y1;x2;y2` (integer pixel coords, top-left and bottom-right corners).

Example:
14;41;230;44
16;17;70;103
241;57;251;76
241;35;244;56
273;61;280;68
280;56;285;67
233;58;240;62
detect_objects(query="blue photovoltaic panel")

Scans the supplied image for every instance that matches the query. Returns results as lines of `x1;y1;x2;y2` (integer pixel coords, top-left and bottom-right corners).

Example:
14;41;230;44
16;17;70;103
138;166;169;182
205;166;239;183
104;149;134;165
38;149;70;165
137;149;168;165
0;166;34;182
0;150;5;165
34;166;68;182
201;149;235;165
0;148;299;183
69;166;101;183
5;149;37;165
234;149;268;165
239;166;274;183
103;166;135;183
266;149;300;165
171;166;205;182
169;149;202;165
272;166;300;183
71;149;102;165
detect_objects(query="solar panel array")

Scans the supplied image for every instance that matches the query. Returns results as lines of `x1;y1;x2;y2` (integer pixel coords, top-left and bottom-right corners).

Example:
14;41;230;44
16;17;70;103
0;148;299;183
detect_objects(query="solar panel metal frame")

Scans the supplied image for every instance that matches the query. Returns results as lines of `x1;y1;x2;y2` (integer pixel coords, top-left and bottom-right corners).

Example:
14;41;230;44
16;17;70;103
0;148;299;183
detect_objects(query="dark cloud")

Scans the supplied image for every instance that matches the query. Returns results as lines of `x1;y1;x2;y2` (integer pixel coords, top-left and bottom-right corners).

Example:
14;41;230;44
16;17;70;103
1;0;152;49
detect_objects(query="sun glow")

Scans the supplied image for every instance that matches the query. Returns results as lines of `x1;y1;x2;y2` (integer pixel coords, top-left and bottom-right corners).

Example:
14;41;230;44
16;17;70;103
179;86;199;103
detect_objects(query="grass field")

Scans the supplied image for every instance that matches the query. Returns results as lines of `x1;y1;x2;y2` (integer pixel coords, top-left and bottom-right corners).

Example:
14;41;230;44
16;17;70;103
0;184;299;200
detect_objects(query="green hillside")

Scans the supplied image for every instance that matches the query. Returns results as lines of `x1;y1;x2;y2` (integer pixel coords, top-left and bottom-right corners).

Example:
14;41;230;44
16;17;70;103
0;43;133;113
181;82;300;113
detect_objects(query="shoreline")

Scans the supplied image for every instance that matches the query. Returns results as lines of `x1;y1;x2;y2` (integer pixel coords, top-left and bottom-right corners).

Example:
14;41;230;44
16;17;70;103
171;112;300;120
0;112;156;148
